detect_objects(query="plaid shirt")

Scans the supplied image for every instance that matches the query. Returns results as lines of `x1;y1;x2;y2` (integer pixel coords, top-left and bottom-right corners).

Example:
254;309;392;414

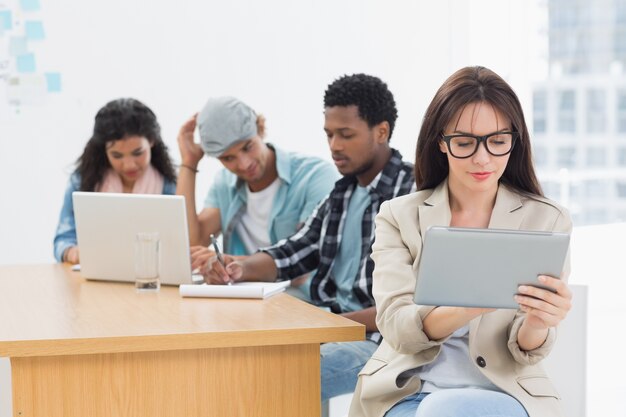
261;149;415;342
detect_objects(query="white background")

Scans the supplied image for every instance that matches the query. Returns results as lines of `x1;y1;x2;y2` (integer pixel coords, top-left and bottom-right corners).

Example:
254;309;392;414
1;1;577;416
0;0;533;265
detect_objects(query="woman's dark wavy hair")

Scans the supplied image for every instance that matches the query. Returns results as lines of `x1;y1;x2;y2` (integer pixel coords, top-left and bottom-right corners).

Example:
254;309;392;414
76;98;176;191
415;66;543;197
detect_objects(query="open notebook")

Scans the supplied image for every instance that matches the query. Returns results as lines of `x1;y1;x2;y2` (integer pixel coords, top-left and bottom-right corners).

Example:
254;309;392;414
179;281;290;299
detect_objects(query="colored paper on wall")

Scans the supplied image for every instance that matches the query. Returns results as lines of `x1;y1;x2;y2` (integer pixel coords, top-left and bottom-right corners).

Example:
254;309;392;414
25;21;44;40
45;72;61;92
20;0;41;12
7;74;47;105
9;37;28;56
0;10;12;30
16;53;36;73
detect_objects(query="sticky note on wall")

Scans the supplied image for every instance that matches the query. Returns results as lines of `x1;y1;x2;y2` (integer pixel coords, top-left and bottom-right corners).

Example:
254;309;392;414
20;0;41;12
16;53;36;73
7;74;47;105
25;21;45;40
9;37;28;56
0;10;12;30
45;72;61;92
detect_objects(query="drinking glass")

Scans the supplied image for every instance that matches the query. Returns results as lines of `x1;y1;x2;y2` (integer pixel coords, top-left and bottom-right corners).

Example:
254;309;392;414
134;232;160;291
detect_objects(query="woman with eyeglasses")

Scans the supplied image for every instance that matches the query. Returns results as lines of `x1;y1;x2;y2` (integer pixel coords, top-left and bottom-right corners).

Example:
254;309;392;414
53;98;177;264
350;66;572;417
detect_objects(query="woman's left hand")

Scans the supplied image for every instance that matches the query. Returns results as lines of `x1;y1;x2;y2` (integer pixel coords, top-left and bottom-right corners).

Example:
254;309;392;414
515;275;572;330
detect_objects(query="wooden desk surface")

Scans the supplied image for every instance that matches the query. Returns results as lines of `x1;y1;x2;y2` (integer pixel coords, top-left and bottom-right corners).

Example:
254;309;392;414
0;264;364;357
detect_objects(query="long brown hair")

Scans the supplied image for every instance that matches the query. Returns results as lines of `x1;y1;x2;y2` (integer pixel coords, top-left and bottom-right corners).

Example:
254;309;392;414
414;66;542;196
76;98;176;191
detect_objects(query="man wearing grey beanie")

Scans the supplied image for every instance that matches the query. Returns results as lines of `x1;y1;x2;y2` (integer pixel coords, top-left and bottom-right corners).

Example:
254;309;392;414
176;97;338;281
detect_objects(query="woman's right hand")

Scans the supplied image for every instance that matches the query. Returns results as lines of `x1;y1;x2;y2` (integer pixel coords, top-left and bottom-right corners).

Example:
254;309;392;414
63;246;80;264
177;113;204;167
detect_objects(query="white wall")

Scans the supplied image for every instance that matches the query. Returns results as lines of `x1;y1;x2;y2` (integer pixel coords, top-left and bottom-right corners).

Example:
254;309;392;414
0;1;535;416
0;0;532;266
568;223;626;417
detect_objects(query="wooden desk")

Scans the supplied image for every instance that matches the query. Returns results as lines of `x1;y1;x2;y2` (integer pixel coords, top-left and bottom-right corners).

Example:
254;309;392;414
0;264;364;417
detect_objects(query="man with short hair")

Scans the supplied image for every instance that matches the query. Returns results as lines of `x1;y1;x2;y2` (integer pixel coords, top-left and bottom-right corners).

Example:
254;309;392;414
201;75;415;401
176;97;338;296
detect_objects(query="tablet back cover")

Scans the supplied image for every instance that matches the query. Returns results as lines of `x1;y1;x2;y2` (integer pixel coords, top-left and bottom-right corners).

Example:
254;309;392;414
414;227;570;309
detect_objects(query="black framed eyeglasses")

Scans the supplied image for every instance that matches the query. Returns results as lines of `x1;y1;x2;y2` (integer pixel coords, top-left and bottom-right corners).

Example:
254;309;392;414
441;132;519;159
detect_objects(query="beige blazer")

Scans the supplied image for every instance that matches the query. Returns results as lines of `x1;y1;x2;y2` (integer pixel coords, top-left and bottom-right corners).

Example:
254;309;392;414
349;180;572;417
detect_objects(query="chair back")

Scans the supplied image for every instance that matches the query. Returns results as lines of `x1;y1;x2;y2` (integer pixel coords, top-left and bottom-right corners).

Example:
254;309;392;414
542;284;588;417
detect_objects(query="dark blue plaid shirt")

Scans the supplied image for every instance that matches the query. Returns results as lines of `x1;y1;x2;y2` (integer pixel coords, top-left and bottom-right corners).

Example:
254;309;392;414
261;149;415;343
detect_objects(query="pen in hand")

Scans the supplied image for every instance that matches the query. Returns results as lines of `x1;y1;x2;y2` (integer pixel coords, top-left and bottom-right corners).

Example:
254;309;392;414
210;234;233;285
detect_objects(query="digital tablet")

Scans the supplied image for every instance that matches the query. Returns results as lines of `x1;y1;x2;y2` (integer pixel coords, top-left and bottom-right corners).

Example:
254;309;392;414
413;226;570;309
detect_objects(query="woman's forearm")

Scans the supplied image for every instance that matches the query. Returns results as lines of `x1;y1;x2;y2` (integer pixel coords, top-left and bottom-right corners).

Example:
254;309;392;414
517;320;550;351
422;306;488;340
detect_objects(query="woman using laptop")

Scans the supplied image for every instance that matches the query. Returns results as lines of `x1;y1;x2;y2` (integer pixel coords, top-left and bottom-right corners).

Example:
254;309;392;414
53;98;177;264
350;67;573;417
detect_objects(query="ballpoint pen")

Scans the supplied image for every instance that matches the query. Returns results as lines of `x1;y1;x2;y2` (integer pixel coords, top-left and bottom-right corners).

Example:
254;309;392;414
210;234;233;285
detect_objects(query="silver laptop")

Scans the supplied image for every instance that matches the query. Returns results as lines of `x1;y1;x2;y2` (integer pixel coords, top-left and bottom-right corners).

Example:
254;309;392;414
414;226;570;309
73;192;192;286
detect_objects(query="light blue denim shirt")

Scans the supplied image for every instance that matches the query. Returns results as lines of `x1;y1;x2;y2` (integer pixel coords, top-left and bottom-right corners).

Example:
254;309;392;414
204;144;338;255
53;172;176;262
